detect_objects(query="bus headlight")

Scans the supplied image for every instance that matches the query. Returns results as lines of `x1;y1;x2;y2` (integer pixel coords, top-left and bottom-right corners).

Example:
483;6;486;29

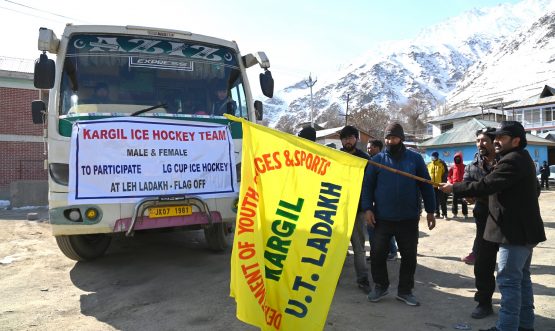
64;208;82;222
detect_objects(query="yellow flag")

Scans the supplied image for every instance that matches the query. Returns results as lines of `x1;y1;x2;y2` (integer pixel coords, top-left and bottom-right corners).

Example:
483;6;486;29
228;116;367;331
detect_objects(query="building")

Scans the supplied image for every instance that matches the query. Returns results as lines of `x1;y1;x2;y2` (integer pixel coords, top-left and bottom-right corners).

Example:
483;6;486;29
0;56;47;204
428;108;508;137
418;118;555;168
505;85;555;134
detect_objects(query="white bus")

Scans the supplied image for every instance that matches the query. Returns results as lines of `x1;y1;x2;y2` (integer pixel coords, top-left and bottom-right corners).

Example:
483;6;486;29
32;25;273;260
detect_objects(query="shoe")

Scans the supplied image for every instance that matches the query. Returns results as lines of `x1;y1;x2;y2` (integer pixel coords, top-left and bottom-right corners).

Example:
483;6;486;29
463;215;469;220
357;280;370;293
387;252;398;261
367;286;389;302
396;293;420;306
435;213;441;218
471;304;493;319
462;252;476;265
452;214;458;218
442;214;447;219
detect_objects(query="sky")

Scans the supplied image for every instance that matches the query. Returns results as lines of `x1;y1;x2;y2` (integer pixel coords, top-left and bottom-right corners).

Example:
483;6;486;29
0;0;521;90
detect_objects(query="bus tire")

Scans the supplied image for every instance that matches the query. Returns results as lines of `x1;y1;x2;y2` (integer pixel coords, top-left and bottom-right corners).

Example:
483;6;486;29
204;222;229;252
55;234;112;261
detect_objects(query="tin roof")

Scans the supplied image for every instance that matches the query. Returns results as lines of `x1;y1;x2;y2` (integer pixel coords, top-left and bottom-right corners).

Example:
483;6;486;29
418;118;555;147
505;85;555;109
428;108;505;123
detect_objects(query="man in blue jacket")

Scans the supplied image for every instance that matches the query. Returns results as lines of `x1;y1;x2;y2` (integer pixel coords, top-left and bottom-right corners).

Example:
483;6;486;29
362;122;436;306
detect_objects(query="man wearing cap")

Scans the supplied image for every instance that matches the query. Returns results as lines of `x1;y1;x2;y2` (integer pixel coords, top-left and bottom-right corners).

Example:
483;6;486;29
440;121;546;331
427;151;448;219
361;122;436;306
339;125;371;292
461;127;499;319
298;126;317;142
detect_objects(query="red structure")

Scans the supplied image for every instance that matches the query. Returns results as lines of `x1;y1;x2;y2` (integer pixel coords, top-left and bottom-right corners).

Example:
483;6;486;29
0;57;47;200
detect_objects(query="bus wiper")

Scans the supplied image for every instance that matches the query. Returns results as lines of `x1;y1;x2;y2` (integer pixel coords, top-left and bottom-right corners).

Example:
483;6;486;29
130;103;168;116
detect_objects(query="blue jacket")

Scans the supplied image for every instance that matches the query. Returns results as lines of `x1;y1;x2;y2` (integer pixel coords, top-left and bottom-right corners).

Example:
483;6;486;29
361;145;435;221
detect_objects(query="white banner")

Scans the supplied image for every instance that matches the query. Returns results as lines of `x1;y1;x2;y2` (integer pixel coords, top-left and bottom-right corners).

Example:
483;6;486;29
68;117;238;204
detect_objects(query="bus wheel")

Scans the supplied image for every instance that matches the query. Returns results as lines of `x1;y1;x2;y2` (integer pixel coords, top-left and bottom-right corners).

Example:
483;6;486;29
204;222;230;252
55;234;112;261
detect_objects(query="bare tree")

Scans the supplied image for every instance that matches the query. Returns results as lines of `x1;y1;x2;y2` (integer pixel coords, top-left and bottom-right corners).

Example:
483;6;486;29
348;105;391;138
274;114;297;134
399;98;431;138
318;104;345;128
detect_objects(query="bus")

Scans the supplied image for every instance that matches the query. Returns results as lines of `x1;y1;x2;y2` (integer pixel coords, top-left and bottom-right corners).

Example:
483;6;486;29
32;24;273;261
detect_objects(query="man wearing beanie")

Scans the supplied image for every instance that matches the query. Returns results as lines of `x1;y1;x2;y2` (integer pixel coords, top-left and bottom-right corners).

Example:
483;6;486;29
361;122;436;306
339;125;371;292
298;126;316;142
440;121;546;331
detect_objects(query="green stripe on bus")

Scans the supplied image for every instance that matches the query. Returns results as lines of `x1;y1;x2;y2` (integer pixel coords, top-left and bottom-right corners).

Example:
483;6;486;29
58;116;243;138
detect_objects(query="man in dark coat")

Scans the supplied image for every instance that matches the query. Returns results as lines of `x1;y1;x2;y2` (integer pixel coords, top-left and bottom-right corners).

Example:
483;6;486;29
461;127;499;318
539;160;550;189
339;125;371;292
440;121;546;331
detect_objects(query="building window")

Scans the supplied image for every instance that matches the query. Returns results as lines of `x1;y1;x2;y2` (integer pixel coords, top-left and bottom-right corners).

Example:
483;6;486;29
545;107;553;123
440;122;453;133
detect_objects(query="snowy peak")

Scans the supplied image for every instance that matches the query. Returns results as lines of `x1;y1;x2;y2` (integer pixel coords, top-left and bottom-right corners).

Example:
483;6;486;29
266;0;555;131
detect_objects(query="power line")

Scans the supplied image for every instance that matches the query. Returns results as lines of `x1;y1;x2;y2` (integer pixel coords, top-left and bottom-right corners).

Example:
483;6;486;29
2;0;89;23
0;4;66;23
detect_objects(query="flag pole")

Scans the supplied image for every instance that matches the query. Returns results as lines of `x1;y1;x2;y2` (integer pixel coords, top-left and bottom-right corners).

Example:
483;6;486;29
367;159;440;187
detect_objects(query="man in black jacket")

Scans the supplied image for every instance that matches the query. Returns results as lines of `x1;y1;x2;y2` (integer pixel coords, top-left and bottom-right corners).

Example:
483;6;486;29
440;121;546;331
340;125;371;292
539;160;550;190
461;127;499;319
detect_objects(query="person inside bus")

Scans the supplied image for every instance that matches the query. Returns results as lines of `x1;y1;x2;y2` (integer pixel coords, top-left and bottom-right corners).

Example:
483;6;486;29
90;82;111;104
211;83;237;116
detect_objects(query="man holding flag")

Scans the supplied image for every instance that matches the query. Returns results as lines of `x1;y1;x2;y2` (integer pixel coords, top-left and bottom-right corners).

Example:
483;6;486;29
362;122;436;306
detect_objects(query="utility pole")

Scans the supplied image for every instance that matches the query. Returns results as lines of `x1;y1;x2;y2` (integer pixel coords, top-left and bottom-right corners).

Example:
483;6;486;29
345;94;350;125
304;73;317;127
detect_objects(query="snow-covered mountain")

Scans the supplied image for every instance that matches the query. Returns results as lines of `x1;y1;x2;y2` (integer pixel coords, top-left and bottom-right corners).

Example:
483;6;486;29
265;0;555;130
446;8;555;109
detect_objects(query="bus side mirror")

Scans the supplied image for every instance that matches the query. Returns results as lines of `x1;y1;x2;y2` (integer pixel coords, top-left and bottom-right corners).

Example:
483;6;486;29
254;100;263;121
31;100;46;124
34;53;55;89
260;70;274;98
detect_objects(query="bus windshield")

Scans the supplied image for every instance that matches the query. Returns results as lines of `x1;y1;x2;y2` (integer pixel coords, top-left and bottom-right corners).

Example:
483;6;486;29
59;34;247;118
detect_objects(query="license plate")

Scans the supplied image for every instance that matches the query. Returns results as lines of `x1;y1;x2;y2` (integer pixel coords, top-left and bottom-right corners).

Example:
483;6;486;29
148;205;192;218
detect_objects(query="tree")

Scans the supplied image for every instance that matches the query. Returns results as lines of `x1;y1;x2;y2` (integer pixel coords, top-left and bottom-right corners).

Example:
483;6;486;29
347;105;391;138
274;114;297;134
399;98;431;138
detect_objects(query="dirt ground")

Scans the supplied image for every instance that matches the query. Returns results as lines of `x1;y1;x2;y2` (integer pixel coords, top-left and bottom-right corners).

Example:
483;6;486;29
0;192;554;331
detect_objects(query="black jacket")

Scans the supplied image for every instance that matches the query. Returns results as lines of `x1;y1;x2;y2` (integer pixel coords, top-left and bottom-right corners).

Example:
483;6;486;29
540;164;551;178
463;153;497;205
454;148;546;245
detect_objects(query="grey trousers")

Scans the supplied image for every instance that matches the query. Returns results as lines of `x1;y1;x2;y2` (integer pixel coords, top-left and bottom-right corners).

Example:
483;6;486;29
350;211;369;283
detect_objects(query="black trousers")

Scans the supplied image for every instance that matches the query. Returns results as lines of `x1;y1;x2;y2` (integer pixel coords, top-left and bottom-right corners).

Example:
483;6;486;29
541;176;549;189
452;193;468;216
433;188;447;216
370;219;419;295
472;203;498;306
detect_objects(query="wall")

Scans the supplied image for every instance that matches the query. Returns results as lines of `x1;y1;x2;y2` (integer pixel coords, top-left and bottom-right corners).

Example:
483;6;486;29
0;84;47;202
